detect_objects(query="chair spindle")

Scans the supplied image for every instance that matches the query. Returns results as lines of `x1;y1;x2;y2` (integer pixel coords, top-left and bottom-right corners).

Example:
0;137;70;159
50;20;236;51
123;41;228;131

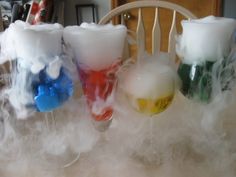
136;8;146;53
152;8;161;55
168;10;177;59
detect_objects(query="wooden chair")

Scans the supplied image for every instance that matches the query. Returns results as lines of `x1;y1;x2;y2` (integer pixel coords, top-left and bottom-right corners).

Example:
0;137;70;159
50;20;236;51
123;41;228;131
99;0;197;59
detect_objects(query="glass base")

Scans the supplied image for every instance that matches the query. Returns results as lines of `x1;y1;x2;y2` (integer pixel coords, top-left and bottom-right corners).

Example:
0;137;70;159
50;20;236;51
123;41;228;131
43;150;80;169
92;118;113;132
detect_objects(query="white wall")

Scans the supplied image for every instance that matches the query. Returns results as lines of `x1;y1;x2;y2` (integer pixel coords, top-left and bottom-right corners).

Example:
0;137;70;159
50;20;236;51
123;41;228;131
64;0;110;26
224;0;236;19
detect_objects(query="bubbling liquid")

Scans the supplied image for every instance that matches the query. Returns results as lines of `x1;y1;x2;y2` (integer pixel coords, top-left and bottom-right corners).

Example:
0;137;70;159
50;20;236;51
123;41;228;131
78;60;121;121
128;94;174;116
121;53;177;116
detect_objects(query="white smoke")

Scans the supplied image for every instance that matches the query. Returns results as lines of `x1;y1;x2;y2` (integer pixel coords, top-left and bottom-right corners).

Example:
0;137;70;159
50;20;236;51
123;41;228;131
0;65;235;177
0;19;236;177
0;21;76;119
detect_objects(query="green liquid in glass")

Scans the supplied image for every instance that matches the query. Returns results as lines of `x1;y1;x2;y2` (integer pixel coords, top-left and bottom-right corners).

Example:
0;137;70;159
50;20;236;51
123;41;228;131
178;61;214;103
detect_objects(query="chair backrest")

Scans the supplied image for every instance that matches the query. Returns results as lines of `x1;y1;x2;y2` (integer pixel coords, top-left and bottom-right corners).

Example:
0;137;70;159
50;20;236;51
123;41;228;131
99;0;197;59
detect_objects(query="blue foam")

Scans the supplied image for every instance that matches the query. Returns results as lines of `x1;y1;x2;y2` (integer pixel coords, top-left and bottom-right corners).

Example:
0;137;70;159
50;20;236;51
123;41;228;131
34;68;73;112
34;85;60;112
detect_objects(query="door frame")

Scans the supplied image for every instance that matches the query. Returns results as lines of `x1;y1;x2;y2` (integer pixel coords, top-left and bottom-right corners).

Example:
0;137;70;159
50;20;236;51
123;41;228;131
215;0;223;16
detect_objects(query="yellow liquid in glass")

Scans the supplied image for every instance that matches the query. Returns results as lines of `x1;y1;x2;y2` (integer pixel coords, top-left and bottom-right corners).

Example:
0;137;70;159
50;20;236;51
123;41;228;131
135;94;174;116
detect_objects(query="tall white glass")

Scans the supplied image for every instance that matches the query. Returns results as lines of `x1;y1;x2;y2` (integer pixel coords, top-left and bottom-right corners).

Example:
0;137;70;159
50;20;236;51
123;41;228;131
64;23;127;126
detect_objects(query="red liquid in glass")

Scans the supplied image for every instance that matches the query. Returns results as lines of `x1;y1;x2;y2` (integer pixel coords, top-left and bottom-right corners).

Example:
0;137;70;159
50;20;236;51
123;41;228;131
78;61;121;121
